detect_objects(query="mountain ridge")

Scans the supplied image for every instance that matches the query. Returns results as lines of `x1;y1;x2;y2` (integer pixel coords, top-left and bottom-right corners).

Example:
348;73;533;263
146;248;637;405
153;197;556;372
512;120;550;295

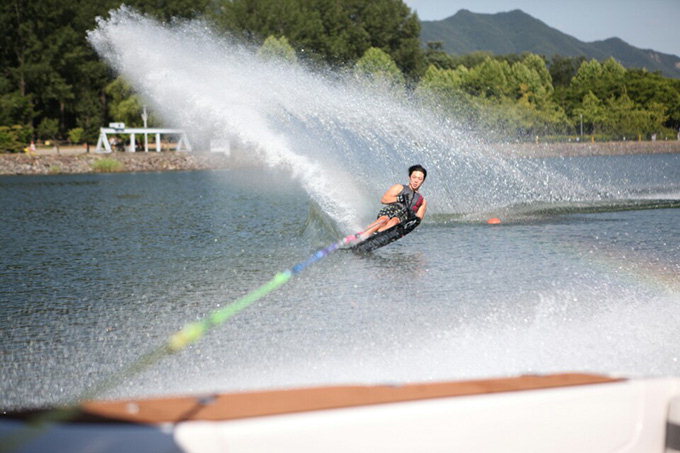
419;9;680;78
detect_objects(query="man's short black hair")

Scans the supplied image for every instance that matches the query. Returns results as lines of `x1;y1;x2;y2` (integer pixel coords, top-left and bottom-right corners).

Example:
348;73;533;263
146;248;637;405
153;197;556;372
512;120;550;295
409;164;427;180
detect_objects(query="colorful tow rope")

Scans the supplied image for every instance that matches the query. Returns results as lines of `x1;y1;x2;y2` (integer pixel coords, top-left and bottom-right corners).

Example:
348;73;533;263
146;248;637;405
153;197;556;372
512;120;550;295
2;230;368;451
168;230;364;352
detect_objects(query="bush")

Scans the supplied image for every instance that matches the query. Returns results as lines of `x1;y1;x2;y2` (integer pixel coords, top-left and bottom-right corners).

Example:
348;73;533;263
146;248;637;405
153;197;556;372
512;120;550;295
68;127;85;144
37;118;59;142
0;125;32;153
92;158;124;172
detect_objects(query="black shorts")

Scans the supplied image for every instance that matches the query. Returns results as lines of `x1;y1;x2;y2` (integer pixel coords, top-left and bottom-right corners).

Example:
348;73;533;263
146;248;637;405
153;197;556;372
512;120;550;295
377;204;409;223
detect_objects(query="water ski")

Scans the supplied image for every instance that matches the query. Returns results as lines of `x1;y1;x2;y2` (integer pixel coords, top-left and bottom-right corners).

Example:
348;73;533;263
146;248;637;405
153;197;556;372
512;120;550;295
351;217;421;253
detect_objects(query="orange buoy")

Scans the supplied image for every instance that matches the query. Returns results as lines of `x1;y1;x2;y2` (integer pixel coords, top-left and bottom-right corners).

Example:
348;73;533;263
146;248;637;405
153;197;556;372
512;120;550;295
487;217;501;225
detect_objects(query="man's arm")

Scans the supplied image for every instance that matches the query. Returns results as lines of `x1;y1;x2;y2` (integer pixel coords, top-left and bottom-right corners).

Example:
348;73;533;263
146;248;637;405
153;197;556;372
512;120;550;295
416;199;427;219
380;184;404;204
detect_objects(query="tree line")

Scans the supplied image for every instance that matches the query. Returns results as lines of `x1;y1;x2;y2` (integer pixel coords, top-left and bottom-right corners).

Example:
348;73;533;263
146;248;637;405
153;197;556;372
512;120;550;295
418;47;680;141
2;0;679;152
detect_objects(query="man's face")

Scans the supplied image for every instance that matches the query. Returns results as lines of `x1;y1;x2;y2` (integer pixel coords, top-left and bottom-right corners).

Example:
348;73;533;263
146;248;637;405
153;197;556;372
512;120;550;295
409;171;425;190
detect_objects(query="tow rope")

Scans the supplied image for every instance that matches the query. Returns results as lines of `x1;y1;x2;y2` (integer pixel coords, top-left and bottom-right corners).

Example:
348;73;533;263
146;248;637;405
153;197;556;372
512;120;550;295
168;230;365;352
2;229;368;451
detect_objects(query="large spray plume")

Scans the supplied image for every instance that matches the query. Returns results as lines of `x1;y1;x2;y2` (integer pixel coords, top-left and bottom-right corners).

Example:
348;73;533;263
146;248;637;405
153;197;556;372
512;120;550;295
88;7;609;230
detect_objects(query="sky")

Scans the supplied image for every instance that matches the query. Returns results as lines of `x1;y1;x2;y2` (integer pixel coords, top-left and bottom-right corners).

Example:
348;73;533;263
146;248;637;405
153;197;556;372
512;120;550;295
402;0;680;57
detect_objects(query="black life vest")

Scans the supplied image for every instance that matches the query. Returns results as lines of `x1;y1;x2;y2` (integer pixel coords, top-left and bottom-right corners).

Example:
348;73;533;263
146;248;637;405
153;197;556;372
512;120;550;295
397;185;424;216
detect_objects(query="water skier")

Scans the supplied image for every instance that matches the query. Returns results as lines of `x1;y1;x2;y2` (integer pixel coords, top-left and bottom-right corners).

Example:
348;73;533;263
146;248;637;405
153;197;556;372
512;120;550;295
362;164;428;236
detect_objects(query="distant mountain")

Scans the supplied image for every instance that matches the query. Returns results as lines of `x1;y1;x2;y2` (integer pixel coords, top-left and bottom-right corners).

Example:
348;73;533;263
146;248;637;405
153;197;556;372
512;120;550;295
419;9;680;79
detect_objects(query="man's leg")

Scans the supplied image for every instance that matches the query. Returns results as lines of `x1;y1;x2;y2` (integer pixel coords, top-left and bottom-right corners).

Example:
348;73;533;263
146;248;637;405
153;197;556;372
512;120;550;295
377;217;401;232
362;216;390;236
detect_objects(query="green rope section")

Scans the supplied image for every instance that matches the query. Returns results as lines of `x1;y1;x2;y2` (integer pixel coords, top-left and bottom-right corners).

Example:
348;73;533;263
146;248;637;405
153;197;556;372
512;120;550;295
168;270;292;351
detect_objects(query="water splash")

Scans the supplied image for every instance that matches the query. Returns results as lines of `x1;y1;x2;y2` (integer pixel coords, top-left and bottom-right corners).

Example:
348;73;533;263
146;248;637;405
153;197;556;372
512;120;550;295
88;7;612;231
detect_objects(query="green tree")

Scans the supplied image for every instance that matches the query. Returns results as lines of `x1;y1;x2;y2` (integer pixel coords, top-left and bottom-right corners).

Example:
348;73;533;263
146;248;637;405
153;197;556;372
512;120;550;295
68;127;85;144
75;90;106;143
0;90;35;126
258;35;298;63
569;60;604;96
37;117;59;142
105;77;144;127
0;125;32;153
572;91;606;135
645;102;671;135
416;65;466;95
209;0;424;78
450;51;496;70
518;54;553;99
360;0;423;79
624;69;680;129
510;61;544;102
0;0;206;144
566;58;627;115
464;57;512;98
0;0;123;140
549;55;585;88
415;64;474;119
416;54;568;139
126;0;211;21
423;41;459;70
353;47;405;91
601;94;668;139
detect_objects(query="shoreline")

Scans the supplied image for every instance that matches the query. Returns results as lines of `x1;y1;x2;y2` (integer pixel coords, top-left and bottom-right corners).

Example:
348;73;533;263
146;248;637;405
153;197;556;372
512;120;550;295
0;151;241;176
1;141;679;176
493;139;680;158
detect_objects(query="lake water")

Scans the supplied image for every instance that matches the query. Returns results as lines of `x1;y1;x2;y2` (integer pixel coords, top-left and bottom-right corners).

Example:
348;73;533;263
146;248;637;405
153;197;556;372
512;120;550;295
2;9;679;410
1;152;679;410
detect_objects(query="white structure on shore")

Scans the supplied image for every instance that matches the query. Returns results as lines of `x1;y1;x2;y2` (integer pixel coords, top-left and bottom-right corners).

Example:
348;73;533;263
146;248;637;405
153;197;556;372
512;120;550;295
95;123;192;153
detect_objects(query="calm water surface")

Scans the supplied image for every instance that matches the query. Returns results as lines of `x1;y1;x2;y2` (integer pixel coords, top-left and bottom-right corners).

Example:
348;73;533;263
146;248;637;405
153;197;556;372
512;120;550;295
1;154;679;409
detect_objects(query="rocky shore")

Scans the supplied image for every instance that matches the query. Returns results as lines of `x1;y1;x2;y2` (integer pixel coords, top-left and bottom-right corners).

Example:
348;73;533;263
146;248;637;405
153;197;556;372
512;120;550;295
1;141;678;176
0;151;238;176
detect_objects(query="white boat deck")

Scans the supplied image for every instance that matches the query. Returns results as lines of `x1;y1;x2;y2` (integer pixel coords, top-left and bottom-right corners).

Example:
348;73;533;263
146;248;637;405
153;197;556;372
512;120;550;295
2;373;680;452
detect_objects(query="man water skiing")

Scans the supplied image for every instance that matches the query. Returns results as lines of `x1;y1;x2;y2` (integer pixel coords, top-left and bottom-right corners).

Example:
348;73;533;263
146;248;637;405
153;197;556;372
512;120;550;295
362;164;428;237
